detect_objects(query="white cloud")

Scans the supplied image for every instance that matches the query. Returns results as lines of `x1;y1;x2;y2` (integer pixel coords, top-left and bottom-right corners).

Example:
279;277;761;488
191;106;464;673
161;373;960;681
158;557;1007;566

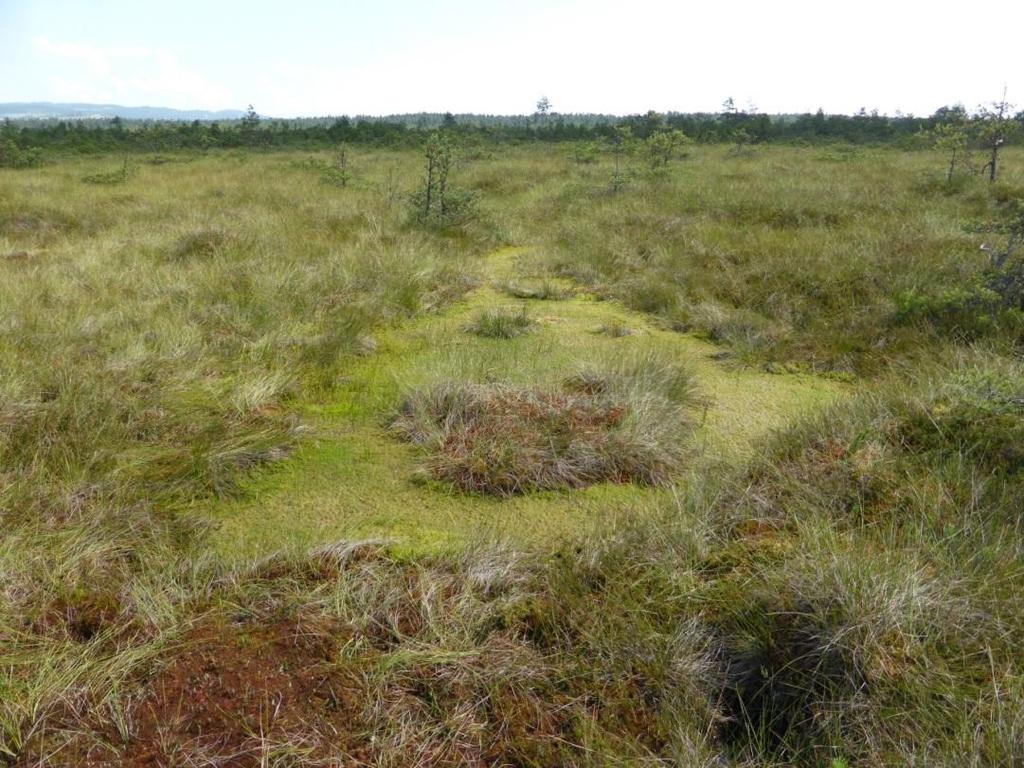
32;36;232;110
33;37;149;76
128;49;233;109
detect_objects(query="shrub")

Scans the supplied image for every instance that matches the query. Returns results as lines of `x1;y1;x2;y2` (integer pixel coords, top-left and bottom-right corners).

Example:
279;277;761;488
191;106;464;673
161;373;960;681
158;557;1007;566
643;129;692;173
894;286;1004;339
408;186;479;228
0;139;42;168
408;131;479;228
82;156;133;185
571;141;600;164
986;261;1024;314
321;146;351;187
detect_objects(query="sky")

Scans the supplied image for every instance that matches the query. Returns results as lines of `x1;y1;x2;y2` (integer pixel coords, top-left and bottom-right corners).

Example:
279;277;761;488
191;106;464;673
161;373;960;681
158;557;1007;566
0;0;1021;118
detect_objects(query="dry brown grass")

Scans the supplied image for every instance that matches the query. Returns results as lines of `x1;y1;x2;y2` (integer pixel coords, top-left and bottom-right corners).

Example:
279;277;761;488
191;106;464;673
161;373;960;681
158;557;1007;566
392;354;697;495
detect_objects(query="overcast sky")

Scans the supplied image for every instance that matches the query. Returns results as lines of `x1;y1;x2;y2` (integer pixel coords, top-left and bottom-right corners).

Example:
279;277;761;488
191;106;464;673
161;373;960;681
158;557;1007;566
1;0;1020;117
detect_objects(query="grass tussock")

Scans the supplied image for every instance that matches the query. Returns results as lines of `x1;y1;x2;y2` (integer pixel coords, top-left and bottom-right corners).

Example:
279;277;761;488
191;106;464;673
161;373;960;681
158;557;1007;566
462;305;535;338
393;354;696;495
593;319;634;337
165;227;236;261
501;279;568;300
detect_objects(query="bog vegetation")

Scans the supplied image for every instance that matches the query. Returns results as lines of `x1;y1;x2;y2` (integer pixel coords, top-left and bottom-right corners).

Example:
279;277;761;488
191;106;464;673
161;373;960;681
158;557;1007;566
392;353;696;494
0;107;1022;766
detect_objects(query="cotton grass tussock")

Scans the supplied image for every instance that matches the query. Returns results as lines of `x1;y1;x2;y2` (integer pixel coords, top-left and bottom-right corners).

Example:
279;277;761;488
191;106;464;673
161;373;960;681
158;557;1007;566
392;353;697;495
461;305;536;339
500;279;568;300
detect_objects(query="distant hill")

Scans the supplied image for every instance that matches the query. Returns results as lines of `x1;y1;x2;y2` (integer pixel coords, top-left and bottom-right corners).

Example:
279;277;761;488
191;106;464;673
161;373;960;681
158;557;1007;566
0;102;247;121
